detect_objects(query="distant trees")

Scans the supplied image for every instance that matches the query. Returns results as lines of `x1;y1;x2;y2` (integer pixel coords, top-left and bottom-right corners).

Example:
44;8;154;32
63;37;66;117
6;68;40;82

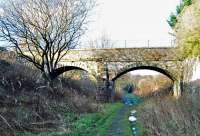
136;75;172;97
89;32;114;48
114;72;173;98
0;0;94;80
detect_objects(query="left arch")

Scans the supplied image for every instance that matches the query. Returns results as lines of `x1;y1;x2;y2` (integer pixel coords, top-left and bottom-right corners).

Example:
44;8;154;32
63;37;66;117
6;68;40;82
51;66;87;79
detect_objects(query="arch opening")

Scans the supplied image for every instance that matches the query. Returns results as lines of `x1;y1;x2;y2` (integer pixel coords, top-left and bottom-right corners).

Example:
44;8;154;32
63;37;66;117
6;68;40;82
56;66;97;82
54;66;98;97
113;66;174;100
53;66;87;79
112;66;174;82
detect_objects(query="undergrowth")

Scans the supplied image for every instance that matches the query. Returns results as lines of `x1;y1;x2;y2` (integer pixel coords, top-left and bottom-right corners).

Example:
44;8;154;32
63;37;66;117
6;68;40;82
137;92;200;136
0;59;99;136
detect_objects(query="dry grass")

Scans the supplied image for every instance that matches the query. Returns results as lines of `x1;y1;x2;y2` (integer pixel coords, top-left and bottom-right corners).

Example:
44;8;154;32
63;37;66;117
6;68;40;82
0;58;99;135
137;92;200;136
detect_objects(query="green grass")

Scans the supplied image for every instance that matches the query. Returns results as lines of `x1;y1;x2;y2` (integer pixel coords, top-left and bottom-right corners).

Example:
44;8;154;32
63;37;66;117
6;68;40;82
122;105;144;136
20;103;123;136
122;106;133;136
122;94;144;136
70;103;123;136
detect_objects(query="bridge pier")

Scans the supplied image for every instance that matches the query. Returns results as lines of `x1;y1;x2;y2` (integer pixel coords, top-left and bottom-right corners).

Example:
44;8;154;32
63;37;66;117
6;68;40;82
95;62;114;102
96;78;115;103
96;79;110;102
173;80;182;98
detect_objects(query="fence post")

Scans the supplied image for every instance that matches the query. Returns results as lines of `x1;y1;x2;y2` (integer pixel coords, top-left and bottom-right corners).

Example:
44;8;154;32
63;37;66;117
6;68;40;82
147;40;150;48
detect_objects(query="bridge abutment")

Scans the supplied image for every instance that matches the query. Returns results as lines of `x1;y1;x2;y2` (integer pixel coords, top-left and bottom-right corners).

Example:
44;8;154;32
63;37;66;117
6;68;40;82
173;80;182;98
96;79;114;102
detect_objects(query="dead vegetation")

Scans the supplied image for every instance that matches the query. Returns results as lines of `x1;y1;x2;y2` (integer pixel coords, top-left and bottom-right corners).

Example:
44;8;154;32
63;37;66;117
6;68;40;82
0;58;99;136
138;91;200;136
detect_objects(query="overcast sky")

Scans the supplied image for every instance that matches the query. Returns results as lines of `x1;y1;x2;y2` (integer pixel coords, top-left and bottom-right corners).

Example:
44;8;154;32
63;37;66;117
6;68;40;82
0;0;180;47
84;0;180;48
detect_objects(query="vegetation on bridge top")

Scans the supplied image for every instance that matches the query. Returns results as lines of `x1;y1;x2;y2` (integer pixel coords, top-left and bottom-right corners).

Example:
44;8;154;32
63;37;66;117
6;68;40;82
173;0;200;58
167;0;192;28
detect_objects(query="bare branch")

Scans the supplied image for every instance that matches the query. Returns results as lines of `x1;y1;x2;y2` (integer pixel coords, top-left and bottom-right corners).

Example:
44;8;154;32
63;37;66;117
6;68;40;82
0;0;95;79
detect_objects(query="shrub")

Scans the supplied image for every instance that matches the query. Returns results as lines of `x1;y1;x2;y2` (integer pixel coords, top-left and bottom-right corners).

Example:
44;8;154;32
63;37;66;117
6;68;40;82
167;0;192;28
0;46;7;52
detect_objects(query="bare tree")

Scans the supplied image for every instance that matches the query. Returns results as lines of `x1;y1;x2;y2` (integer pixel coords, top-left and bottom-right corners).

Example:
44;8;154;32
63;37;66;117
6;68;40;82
89;32;114;48
0;0;94;80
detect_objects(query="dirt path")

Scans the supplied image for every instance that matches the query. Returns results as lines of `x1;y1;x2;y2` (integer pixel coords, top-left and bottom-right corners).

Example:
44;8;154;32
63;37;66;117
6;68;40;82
105;105;130;136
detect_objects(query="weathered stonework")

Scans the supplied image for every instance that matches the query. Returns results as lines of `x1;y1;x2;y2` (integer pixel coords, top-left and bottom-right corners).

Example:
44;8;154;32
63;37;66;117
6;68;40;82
182;58;200;92
55;47;184;101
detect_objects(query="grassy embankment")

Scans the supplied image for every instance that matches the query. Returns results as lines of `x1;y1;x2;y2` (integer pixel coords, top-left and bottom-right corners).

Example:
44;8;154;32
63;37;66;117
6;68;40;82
136;92;200;136
70;103;123;136
22;103;123;136
122;90;200;136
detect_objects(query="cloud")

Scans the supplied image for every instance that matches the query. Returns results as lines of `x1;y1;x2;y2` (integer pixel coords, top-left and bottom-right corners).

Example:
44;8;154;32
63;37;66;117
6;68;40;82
0;8;4;16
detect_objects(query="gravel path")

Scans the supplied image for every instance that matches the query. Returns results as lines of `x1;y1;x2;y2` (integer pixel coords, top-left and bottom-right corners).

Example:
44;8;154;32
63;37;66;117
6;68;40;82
104;105;129;136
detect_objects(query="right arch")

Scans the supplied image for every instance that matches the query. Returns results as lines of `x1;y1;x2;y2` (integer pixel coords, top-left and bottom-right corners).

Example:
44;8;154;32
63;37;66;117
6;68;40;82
112;66;181;98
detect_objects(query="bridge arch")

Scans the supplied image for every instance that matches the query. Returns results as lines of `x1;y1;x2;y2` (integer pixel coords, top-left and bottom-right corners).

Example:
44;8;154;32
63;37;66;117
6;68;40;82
109;62;182;97
52;66;88;79
110;61;181;81
112;66;174;82
51;65;97;83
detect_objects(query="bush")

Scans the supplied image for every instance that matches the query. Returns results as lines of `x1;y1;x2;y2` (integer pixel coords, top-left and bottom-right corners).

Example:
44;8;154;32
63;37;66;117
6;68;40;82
0;46;7;52
167;0;192;28
174;0;200;58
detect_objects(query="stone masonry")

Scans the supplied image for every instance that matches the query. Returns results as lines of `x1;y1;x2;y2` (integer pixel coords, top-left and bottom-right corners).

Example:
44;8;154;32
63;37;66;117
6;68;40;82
56;47;184;102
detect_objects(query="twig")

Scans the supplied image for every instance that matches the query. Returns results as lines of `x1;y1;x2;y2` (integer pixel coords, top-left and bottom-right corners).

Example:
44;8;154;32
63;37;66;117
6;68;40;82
0;113;14;132
30;120;58;125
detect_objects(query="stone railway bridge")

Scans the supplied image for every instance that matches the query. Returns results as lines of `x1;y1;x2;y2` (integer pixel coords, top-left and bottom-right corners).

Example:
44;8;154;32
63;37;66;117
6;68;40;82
54;47;183;102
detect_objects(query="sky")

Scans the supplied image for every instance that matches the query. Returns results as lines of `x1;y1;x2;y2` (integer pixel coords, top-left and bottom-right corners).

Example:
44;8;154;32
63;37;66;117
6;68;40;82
130;70;160;76
84;0;180;48
0;0;180;48
85;0;180;75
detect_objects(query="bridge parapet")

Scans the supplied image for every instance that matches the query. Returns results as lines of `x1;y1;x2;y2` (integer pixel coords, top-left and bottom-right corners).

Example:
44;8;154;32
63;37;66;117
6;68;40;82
62;48;182;62
77;40;176;49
